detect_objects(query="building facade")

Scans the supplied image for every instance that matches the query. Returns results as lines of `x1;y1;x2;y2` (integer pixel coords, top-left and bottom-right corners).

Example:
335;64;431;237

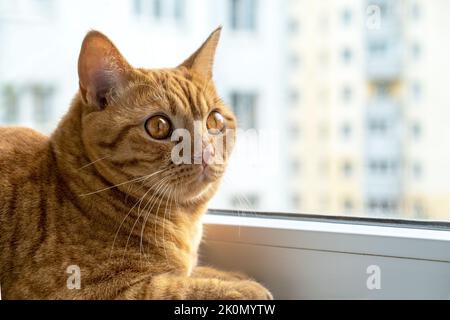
287;0;450;219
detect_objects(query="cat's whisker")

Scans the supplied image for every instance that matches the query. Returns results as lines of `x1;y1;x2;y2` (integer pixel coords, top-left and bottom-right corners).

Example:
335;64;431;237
77;155;111;170
124;165;165;203
122;176;170;262
135;180;168;263
161;186;174;267
109;170;166;259
221;175;247;238
166;183;179;246
152;183;172;254
80;169;164;197
137;184;166;264
137;184;162;259
140;181;172;265
138;177;172;259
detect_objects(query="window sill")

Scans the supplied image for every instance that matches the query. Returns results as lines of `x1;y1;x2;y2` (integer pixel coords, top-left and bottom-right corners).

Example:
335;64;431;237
200;210;450;299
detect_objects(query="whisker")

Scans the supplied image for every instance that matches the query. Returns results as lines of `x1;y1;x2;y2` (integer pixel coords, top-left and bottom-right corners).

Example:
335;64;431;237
161;186;174;267
152;183;172;252
109;170;166;259
122;177;170;262
80;169;164;197
138;178;172;258
77;155;111;170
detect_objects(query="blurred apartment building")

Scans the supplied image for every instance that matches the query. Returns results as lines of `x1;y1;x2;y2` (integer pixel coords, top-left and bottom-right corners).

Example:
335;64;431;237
287;0;450;219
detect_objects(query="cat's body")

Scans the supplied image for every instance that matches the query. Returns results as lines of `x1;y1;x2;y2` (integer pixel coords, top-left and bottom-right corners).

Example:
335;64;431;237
0;29;272;299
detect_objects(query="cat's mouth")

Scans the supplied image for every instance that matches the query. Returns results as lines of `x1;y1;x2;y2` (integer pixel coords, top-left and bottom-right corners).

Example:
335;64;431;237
174;164;223;200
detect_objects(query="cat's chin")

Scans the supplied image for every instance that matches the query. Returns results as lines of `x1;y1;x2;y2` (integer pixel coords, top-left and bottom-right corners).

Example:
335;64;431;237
196;166;215;183
180;175;220;204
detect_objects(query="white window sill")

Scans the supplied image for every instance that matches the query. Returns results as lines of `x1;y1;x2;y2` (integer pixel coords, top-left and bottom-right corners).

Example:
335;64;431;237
200;211;450;299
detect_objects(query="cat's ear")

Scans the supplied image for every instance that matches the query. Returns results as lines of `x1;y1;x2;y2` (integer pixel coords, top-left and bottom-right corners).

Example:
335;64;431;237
78;31;131;109
179;26;222;79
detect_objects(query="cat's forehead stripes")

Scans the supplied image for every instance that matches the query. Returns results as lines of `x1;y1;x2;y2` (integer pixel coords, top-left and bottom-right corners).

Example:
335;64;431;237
142;69;212;118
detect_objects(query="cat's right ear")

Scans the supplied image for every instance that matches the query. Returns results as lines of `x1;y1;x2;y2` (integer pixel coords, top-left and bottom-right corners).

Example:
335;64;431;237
78;31;131;109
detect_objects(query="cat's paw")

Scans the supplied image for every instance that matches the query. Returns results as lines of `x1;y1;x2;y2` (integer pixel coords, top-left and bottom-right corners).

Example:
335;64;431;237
224;271;250;281
192;266;250;281
223;280;273;300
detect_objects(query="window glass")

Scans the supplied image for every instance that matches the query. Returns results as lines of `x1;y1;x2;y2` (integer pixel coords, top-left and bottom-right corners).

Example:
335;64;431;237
0;0;449;222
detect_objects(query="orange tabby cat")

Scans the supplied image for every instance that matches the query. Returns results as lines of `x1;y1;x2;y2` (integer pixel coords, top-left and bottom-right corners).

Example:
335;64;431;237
0;28;272;300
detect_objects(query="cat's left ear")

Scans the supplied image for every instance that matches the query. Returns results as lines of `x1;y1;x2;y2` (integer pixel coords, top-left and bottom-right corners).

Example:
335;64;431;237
179;27;222;79
78;31;131;109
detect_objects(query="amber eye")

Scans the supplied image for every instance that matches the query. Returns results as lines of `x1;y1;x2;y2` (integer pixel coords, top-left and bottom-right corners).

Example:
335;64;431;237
207;111;226;134
145;115;172;140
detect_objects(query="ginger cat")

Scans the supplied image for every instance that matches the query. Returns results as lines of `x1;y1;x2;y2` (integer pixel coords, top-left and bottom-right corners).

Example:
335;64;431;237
0;28;272;300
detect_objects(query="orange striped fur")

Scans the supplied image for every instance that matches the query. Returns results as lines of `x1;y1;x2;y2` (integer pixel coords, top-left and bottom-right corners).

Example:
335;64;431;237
0;29;272;299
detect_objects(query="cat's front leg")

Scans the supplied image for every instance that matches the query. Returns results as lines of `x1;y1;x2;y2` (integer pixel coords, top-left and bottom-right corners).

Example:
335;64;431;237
119;273;273;300
191;266;249;282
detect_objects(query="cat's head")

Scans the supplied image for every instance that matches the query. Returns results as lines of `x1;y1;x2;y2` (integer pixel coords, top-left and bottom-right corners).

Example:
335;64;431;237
77;28;236;205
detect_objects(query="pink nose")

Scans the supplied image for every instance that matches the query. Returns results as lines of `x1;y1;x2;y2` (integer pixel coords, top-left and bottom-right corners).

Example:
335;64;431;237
202;144;215;166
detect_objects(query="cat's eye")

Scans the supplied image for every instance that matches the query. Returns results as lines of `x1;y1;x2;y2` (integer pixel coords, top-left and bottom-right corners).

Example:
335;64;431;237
207;111;226;135
145;115;172;140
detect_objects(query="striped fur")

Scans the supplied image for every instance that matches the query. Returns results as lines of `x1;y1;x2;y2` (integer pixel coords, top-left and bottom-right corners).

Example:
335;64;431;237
0;30;272;299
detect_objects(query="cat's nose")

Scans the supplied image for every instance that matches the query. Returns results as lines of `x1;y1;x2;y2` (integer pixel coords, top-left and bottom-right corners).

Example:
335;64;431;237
202;143;215;166
193;143;215;166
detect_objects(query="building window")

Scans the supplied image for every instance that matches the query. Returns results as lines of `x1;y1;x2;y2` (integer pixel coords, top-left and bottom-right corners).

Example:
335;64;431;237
343;198;354;213
375;83;390;99
288;18;300;34
411;1;421;20
342;161;353;177
411;122;422;140
341;122;352;139
342;86;352;102
133;0;184;22
1;84;20;123
341;8;352;26
367;198;398;214
368;118;388;135
369;159;398;175
368;41;387;57
230;91;257;130
411;43;421;60
133;0;143;15
31;84;54;125
413;202;426;218
290;90;300;105
173;0;184;20
230;0;257;32
152;0;162;19
341;47;353;64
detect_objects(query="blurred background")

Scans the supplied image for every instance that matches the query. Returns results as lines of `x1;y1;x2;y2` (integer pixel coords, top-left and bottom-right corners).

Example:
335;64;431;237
0;0;449;222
